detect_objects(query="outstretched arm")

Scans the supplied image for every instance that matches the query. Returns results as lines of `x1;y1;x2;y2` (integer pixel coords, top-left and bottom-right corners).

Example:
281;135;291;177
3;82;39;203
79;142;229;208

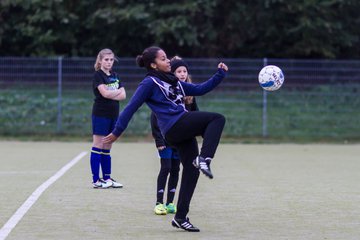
182;62;229;96
102;78;154;143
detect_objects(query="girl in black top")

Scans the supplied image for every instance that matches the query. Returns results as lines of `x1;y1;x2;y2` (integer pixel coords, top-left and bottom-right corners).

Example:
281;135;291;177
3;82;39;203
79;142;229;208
90;48;126;189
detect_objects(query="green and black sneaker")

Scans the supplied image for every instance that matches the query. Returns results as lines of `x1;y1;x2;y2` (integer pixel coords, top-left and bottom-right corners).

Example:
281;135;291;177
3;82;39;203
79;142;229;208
166;203;177;214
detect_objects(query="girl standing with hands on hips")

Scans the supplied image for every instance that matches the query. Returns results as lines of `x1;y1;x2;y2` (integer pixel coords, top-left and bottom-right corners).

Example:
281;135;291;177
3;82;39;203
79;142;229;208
91;48;126;189
103;46;228;232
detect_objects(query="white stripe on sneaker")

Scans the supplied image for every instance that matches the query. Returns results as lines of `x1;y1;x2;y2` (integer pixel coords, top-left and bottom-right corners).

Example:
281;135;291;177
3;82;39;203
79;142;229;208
182;222;192;229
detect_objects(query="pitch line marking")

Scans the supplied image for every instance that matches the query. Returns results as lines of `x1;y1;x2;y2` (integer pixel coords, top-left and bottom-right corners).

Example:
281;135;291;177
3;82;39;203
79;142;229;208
0;151;88;240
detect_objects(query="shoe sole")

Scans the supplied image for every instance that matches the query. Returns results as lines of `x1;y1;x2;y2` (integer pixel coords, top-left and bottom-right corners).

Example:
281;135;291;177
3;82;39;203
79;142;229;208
92;186;111;189
155;212;167;215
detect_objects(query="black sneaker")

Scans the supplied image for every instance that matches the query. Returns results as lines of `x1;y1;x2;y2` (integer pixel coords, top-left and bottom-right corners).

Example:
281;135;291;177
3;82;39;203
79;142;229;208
171;217;200;232
192;156;213;179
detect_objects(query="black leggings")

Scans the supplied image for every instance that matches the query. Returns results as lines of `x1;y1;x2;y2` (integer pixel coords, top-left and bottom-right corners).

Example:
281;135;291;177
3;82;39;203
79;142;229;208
165;111;226;219
156;156;180;204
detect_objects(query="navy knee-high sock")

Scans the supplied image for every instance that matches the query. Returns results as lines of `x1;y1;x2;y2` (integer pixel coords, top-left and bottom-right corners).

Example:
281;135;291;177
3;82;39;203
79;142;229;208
90;147;102;183
101;149;111;180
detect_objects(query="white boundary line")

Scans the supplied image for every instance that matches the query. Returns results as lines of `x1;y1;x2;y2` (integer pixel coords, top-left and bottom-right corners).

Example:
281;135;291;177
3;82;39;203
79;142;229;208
0;151;88;240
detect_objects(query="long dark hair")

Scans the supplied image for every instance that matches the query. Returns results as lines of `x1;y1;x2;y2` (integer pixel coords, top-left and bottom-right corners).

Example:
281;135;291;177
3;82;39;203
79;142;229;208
136;46;162;71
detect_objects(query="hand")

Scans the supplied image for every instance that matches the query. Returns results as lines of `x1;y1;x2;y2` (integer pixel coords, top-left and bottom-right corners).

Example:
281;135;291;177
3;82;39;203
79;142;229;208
218;62;228;71
157;146;166;150
102;133;118;144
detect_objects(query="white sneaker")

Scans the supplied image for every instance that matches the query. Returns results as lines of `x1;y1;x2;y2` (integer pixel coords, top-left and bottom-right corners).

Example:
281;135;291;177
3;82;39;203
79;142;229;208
105;178;123;188
92;179;112;189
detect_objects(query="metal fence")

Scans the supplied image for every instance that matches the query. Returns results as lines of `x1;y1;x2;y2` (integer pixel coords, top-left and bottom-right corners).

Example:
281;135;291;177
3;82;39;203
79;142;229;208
0;57;359;141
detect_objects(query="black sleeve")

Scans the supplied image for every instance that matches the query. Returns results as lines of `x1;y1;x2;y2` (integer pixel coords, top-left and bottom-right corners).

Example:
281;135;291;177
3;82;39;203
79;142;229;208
93;71;104;89
186;97;199;112
192;97;199;111
150;112;166;147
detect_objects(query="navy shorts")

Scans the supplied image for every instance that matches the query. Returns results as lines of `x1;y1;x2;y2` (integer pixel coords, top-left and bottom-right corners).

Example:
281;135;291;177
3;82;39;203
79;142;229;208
92;115;117;136
158;147;180;160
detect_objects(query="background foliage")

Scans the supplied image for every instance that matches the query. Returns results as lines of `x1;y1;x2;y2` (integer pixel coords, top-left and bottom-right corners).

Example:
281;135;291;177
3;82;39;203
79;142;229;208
1;0;360;58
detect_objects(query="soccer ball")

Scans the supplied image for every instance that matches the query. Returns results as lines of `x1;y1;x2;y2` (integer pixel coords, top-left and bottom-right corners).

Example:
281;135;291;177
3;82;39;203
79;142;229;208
258;65;285;91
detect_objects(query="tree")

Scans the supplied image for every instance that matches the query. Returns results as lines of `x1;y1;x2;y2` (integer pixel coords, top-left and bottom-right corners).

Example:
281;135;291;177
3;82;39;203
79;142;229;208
0;0;359;58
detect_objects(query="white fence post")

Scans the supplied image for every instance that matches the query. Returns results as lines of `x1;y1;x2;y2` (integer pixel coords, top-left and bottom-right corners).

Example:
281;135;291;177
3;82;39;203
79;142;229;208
262;58;268;137
57;56;63;133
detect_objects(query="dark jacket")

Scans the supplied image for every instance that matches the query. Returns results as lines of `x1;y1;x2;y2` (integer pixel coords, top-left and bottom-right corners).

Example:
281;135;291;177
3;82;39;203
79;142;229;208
112;69;226;137
151;97;199;147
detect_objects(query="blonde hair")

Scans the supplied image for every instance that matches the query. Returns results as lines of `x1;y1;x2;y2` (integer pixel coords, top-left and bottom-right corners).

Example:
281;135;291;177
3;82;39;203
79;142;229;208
171;55;182;61
94;48;115;71
171;56;194;105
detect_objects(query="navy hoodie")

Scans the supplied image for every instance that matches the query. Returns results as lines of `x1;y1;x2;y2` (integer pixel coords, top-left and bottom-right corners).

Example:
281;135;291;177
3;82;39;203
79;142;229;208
112;68;226;137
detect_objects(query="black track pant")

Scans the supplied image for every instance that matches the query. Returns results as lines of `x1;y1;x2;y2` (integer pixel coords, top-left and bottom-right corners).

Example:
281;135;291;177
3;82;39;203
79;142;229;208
165;111;226;219
156;156;180;204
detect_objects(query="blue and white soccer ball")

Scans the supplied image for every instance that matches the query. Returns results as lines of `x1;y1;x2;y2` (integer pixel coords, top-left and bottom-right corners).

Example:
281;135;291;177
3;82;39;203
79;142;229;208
258;65;285;91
